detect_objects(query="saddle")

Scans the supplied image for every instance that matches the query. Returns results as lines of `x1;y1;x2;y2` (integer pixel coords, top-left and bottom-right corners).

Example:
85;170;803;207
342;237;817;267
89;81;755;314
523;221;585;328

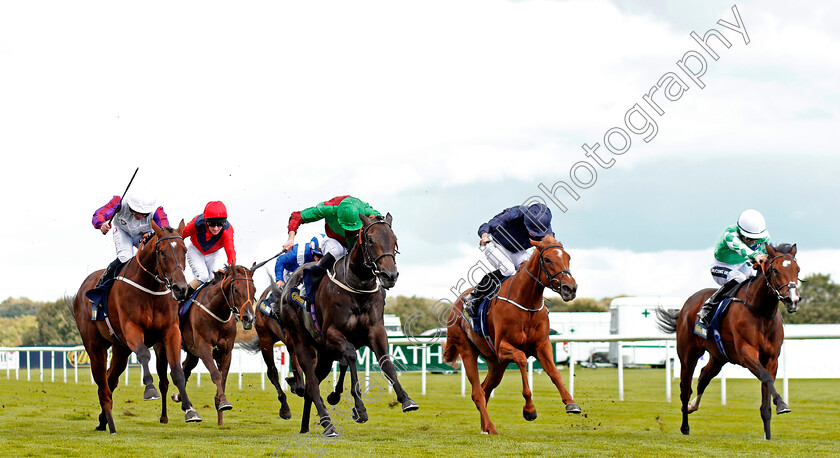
85;263;127;321
178;282;212;319
468;275;510;353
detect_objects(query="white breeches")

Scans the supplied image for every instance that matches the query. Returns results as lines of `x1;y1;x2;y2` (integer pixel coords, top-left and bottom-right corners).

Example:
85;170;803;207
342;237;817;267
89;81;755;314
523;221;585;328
113;227;142;263
483;240;533;277
187;243;228;283
321;237;347;260
710;260;755;286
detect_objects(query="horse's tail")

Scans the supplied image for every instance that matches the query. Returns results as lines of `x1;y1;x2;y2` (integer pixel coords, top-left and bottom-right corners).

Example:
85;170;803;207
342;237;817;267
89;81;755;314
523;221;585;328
62;294;77;326
442;306;461;368
239;334;261;354
655;307;679;334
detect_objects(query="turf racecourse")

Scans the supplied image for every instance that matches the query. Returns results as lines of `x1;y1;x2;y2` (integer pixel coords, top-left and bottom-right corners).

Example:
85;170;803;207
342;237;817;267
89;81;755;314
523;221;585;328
1;367;838;457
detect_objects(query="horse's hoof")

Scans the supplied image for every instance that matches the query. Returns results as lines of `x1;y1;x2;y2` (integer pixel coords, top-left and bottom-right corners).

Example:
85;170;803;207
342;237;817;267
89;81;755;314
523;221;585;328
523;409;537;421
565;403;581;414
95;425;106;432
144;386;161;401
402;399;419;412
322;424;339;438
218;402;233;412
160;417;169;424
185;408;202;423
352;409;368;424
681;425;690;435
327;392;341;406
171;392;180;403
279;408;292;420
777;404;791;415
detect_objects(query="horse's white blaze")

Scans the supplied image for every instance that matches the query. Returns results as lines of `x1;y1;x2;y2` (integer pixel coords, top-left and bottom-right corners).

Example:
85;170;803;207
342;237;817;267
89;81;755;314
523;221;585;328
782;260;791;267
170;241;177;248
553;248;564;258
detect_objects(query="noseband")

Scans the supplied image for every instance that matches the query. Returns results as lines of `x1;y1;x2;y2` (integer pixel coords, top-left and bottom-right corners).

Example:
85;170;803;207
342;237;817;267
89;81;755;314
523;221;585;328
525;244;572;294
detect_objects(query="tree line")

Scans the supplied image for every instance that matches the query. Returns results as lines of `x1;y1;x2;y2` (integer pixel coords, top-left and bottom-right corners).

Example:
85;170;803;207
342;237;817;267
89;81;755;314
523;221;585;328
1;273;838;345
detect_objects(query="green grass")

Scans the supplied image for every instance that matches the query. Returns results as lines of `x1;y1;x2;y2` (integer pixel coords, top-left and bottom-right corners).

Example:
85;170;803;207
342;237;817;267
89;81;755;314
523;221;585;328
1;367;838;457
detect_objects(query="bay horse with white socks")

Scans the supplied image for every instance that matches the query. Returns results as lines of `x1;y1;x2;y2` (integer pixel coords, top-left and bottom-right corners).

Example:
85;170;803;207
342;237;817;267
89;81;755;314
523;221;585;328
156;264;257;426
73;221;200;434
656;243;801;440
443;235;580;435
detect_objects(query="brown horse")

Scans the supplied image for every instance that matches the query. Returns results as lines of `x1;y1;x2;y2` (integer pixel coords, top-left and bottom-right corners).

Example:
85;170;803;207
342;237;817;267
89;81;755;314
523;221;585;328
278;213;418;437
239;284;307;420
156;264;257;426
443;235;580;435
73;221;200;434
655;243;801;440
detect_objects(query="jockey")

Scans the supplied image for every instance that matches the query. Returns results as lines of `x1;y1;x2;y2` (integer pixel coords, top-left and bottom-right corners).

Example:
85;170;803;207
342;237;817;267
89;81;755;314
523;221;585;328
182;201;236;292
463;203;553;317
283;195;381;273
91;191;169;288
697;209;770;327
275;234;326;288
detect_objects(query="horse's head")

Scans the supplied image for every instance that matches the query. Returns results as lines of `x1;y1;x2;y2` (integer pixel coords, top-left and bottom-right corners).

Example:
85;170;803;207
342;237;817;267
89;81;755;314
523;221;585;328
763;243;801;313
151;220;189;301
222;264;257;330
358;213;399;289
530;234;577;301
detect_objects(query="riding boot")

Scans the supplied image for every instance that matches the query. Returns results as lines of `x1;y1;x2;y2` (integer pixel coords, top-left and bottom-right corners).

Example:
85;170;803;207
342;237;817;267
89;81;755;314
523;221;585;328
316;252;337;271
463;269;503;318
698;279;739;326
95;257;124;288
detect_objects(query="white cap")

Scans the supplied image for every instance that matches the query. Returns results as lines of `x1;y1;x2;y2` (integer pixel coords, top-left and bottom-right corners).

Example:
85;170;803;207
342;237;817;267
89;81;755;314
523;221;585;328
123;191;157;214
737;209;768;239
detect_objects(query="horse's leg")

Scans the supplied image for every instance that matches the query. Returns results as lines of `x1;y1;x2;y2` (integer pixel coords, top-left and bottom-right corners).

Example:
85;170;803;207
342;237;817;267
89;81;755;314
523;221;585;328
481;359;504;405
293;343;330;435
106;345;131;392
162;327;201;423
89;345;117;434
259;338;292;420
338;343;368;424
760;356;785;440
172;353;199;403
460;345;497;434
678;342;705;435
214;347;234;426
497;341;537;421
326;363;349;406
688;356;725;413
120;325;160;402
368;328;418;412
739;348;789;416
311;356;341;437
153;343;170;424
533;339;580;413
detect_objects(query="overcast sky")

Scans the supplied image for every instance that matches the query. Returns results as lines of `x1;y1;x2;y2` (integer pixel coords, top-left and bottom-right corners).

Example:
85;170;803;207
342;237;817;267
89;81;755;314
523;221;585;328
1;0;838;304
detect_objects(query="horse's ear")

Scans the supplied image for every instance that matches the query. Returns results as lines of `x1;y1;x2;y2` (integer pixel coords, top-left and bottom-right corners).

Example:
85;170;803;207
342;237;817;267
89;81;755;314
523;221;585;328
766;244;777;256
177;219;186;235
385;212;393;225
151;220;162;236
790;243;797;256
358;212;372;226
530;239;541;248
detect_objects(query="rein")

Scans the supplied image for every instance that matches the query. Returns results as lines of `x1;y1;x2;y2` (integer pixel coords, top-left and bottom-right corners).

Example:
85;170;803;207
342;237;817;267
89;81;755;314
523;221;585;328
119;233;184;295
195;268;255;323
732;254;799;321
359;219;399;277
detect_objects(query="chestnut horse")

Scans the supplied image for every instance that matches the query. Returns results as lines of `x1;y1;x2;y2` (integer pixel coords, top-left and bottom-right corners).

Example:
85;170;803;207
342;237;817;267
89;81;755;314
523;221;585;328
155;264;257;426
655;243;801;440
240;284;306;420
278;213;418;437
443;235;580;435
73;221;200;434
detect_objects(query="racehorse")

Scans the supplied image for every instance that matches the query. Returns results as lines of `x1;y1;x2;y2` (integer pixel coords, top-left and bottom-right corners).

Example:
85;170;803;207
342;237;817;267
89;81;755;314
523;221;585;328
156;264;257;426
278;213;418;437
239;284;307;420
443;235;580;435
72;221;200;434
655;243;801;440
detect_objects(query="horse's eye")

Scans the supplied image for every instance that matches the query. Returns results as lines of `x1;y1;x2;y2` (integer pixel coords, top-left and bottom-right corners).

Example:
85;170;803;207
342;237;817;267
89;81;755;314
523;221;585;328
544;258;551;263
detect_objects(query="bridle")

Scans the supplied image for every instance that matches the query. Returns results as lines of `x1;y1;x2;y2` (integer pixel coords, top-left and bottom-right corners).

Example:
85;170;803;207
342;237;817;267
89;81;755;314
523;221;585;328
221;268;255;322
755;255;800;303
358;218;399;277
525;244;572;295
135;234;185;290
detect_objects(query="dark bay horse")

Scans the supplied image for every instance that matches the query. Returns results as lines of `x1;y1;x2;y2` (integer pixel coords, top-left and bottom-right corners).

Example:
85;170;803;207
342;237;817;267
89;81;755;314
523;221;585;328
655;243;801;440
240;284;306;420
73;221;200;434
156;264;257;426
279;213;418;437
443;235;580;435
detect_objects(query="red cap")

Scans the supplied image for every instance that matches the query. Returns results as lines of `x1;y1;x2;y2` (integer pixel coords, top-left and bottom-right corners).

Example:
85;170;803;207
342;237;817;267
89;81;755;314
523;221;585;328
204;201;227;219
